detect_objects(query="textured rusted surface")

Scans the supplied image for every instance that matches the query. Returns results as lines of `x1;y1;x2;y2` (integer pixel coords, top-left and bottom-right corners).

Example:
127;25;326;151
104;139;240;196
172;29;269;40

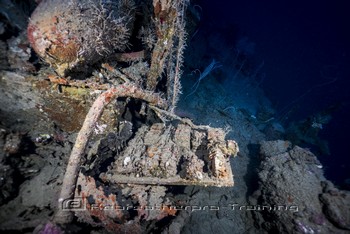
103;122;238;187
74;173;142;233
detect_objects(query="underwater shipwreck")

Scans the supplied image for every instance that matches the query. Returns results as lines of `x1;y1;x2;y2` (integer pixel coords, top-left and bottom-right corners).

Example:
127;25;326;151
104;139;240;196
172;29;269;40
0;0;349;233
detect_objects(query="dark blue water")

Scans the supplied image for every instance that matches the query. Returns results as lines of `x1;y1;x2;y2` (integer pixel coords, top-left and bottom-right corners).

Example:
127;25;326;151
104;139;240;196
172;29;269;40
198;0;350;188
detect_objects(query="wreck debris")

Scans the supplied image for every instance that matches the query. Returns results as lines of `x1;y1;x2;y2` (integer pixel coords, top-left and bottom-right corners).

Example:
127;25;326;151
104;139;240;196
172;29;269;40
208;128;239;178
73;172;179;233
27;0;136;76
13;0;240;231
104;122;238;187
54;84;167;224
73;172;142;233
1;1;349;233
148;0;187;111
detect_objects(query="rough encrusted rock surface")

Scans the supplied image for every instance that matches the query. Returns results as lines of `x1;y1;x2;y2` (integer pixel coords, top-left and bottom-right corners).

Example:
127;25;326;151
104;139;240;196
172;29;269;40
250;140;350;233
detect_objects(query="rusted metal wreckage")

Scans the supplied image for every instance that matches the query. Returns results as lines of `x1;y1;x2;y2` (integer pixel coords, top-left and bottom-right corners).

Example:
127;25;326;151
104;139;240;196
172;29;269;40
16;0;240;231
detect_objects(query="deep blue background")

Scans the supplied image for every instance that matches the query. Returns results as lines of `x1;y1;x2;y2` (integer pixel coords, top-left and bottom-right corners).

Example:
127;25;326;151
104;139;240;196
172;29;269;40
198;0;350;187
